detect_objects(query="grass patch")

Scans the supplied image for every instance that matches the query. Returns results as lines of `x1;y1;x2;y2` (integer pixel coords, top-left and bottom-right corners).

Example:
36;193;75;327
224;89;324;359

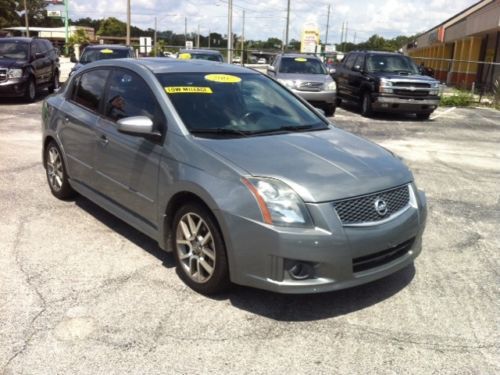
440;90;474;107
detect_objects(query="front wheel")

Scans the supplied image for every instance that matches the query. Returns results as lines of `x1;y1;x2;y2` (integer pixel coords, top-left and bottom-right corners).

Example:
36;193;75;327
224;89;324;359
24;78;36;102
416;113;431;120
172;203;229;294
361;92;373;117
48;71;59;94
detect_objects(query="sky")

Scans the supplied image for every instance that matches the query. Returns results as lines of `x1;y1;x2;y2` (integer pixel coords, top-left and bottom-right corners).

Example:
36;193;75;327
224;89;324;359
51;0;480;43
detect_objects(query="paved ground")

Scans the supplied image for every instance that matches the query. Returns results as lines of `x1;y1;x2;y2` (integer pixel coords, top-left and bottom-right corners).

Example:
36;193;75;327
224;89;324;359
1;95;499;374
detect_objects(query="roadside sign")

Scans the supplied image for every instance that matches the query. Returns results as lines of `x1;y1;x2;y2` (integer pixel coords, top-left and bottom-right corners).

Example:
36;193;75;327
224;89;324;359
139;37;152;54
185;41;193;49
47;10;61;17
301;25;320;54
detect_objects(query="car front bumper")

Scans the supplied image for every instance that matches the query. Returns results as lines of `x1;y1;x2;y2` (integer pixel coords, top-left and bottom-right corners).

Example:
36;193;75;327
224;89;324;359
291;89;337;105
372;94;440;113
0;78;28;97
220;186;427;294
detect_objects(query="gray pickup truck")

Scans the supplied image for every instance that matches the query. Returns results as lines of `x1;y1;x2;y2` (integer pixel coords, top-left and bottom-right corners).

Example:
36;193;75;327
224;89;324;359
333;51;441;119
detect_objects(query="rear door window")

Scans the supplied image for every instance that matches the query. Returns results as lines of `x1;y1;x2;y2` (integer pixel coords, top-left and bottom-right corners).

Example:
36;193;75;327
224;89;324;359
344;54;356;70
72;69;109;113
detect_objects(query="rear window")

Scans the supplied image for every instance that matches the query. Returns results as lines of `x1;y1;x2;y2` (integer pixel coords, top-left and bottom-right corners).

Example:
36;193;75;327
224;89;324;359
278;57;327;75
80;48;131;64
73;69;109;112
156;72;326;136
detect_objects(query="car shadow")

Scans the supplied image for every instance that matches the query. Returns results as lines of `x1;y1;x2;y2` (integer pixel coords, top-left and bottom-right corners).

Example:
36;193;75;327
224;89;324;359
73;195;415;321
0;91;51;105
74;196;176;269
213;264;415;321
339;101;427;122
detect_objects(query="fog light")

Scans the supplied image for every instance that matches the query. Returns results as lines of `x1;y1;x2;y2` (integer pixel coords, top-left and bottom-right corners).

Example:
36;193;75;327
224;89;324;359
285;260;315;280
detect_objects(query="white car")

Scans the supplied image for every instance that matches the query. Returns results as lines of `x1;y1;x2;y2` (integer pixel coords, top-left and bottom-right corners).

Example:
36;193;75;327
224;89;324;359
257;58;267;64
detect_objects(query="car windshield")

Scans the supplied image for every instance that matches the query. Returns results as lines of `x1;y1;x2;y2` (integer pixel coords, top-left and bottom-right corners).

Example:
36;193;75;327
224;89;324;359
0;41;28;60
156;72;328;137
80;48;130;64
279;57;328;74
366;55;420;74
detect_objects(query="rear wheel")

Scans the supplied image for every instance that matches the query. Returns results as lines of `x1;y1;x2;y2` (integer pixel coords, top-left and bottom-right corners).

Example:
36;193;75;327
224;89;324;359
416;113;431;120
172;203;229;294
361;92;373;117
24;77;36;102
44;141;76;200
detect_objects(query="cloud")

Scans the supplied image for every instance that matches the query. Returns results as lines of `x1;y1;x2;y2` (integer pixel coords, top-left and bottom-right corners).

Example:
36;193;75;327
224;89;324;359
55;0;479;42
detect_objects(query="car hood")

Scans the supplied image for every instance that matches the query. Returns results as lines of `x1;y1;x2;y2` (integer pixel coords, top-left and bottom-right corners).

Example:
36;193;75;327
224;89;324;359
0;58;25;69
195;128;412;202
275;73;330;83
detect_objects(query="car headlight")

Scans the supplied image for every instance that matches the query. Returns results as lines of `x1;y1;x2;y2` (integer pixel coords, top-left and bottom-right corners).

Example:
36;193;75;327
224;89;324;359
7;68;23;79
242;177;312;227
277;79;295;89
324;80;336;91
379;78;393;93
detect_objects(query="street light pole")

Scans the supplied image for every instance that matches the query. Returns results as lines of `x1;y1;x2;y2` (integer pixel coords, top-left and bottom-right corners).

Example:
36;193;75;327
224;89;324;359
126;0;131;45
64;0;69;55
325;4;330;46
154;16;157;56
285;0;290;51
23;0;29;37
227;0;233;62
241;10;245;66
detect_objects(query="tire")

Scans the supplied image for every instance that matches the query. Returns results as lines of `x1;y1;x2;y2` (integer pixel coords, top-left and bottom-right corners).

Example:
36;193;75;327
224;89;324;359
44;141;76;200
48;71;59;94
324;103;336;117
361;92;373;117
24;77;36;102
172;203;230;294
417;113;431;120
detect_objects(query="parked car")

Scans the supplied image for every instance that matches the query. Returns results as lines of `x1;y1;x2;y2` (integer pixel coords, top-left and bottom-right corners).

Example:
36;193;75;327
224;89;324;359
70;44;135;76
177;49;224;62
42;58;427;295
267;53;337;116
0;37;60;102
257;57;267;64
334;51;441;119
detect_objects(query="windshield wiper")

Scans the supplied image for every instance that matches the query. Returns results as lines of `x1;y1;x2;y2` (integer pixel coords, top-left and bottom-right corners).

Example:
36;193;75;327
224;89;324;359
250;124;321;135
189;128;251;137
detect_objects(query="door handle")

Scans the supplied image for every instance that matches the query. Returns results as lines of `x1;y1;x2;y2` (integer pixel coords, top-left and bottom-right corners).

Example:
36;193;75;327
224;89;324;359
63;116;69;124
99;135;109;146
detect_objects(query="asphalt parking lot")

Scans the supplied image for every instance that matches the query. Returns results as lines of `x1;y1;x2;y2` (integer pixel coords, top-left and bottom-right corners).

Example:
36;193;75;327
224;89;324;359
1;95;499;374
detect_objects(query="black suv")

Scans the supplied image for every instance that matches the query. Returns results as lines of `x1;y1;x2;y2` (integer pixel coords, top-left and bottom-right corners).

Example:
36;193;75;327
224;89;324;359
0;37;60;102
334;51;441;119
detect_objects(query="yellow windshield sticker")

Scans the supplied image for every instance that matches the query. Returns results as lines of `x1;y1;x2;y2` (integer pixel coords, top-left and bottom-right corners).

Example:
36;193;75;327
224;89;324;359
100;49;114;54
165;86;213;94
204;74;241;83
178;53;192;59
294;57;307;62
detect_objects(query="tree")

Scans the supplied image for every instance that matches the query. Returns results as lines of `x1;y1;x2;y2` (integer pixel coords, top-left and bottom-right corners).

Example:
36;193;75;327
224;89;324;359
97;17;126;36
0;0;20;29
67;28;90;47
15;0;48;27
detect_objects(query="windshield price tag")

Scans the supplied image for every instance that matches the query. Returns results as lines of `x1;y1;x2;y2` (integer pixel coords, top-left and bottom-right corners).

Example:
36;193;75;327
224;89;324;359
294;58;307;62
204;74;241;83
100;49;114;54
165;86;213;94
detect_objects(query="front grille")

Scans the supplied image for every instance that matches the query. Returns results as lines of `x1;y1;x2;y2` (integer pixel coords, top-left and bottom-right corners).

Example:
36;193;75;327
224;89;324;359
392;82;430;88
0;69;7;82
353;237;415;273
296;81;323;92
333;185;410;225
393;89;429;97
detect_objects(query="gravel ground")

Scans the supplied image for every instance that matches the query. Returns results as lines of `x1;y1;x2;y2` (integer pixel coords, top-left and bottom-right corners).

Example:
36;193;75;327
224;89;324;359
1;95;499;374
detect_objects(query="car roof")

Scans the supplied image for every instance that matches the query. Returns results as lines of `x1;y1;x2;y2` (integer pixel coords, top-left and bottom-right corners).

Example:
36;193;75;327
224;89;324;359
84;44;131;50
179;49;222;55
279;53;320;59
88;58;257;75
0;37;33;43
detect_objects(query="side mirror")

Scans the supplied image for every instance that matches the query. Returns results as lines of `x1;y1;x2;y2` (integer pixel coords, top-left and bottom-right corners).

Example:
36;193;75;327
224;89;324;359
117;116;161;139
70;55;78;63
267;65;276;75
328;67;336;74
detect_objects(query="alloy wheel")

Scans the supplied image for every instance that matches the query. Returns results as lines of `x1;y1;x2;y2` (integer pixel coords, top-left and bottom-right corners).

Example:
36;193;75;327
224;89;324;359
46;147;64;192
175;212;216;283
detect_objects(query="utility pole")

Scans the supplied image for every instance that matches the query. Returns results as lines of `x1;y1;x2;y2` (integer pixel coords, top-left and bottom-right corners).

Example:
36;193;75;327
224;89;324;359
340;21;344;51
227;0;233;62
284;0;290;51
184;17;187;46
241;10;245;66
154;16;157;56
325;4;330;46
344;21;348;46
353;31;357;44
196;24;201;48
208;29;211;48
23;0;29;37
126;0;131;45
64;0;69;55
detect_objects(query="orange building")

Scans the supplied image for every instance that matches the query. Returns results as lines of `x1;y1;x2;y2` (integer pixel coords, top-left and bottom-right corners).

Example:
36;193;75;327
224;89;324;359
407;0;499;89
